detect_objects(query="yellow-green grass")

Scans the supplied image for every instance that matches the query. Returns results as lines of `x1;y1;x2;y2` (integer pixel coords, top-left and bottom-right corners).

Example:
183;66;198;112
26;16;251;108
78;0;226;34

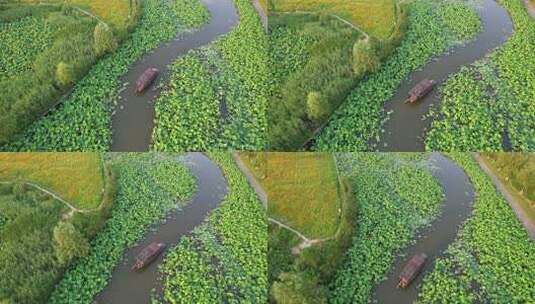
259;0;268;12
480;153;535;224
17;0;139;34
67;0;139;33
270;0;397;39
241;152;341;239
0;153;104;210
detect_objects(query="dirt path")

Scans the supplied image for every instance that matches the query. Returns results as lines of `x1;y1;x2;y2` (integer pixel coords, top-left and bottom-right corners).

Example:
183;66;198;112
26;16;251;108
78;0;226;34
0;180;99;215
232;153;267;208
526;0;535;18
474;154;535;240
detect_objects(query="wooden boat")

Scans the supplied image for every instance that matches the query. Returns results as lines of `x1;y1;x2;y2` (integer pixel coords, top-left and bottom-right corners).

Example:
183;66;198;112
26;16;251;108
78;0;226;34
135;67;159;94
397;253;427;288
131;242;166;271
405;79;436;103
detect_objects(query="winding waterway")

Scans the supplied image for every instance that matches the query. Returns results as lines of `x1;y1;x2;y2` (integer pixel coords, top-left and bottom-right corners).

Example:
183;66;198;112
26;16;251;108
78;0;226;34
94;153;228;303
373;153;475;303
377;0;513;151
110;0;239;152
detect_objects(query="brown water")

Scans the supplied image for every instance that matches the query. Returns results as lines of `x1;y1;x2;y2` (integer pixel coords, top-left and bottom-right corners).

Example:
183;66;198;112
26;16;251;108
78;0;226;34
110;0;239;152
372;153;475;303
94;153;228;303
377;0;513;151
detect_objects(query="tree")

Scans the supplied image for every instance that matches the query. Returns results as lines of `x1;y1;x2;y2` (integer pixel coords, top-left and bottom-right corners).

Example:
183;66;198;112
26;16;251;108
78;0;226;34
56;62;75;87
306;91;329;122
352;38;380;77
53;222;89;265
93;22;117;56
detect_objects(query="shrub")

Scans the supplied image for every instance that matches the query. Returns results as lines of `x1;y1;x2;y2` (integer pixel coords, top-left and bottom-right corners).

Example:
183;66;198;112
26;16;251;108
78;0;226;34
0;184;12;195
56;62;75;87
307;91;329;121
352;38;380;77
12;182;27;200
271;270;327;304
93;22;117;56
53;221;89;265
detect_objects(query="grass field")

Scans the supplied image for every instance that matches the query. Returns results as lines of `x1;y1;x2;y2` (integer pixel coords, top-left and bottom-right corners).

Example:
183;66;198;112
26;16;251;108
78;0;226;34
480;153;535;223
270;0;397;39
241;152;341;239
0;153;104;209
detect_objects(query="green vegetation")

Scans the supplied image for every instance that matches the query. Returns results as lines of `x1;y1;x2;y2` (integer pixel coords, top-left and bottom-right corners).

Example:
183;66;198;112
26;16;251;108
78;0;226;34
0;159;115;303
268;14;364;149
49;154;196;303
425;0;535;151
2;0;209;151
315;0;481;151
151;0;267;151
0;153;104;209
0;3;101;144
330;153;443;302
268;0;410;150
156;153;267;303
417;153;535;303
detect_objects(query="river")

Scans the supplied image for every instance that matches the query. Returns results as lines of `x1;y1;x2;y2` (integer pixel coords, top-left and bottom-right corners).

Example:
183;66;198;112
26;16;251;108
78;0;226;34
94;153;228;303
110;0;240;151
377;0;513;151
373;153;475;303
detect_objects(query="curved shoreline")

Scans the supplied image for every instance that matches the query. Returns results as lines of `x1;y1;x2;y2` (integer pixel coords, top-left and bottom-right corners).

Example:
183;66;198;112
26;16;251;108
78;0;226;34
94;153;228;303
110;0;240;151
372;153;475;303
376;0;514;151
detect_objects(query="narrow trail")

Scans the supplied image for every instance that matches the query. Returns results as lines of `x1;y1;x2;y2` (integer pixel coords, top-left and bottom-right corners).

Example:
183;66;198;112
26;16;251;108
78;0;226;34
95;153;228;303
110;0;239;151
253;0;267;29
0;180;100;214
376;0;513;151
373;153;475;303
474;154;535;240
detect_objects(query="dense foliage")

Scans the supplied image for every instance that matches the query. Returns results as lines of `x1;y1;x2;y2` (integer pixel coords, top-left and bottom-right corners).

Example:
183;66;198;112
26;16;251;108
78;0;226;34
0;4;99;145
417;153;535;303
152;0;267;151
2;0;209;151
0;187;66;303
315;0;481;151
156;153;267;303
0;172;114;304
49;154;196;303
0;16;52;78
425;0;535;151
330;153;443;303
268;14;363;149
